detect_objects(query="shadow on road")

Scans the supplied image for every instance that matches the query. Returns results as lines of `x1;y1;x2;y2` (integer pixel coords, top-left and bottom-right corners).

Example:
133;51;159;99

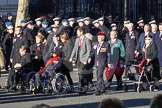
123;98;151;107
0;91;93;104
53;102;99;108
51;98;150;108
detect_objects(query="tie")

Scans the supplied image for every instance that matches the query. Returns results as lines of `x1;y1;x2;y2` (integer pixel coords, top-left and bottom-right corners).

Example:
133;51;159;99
79;38;83;46
97;43;101;55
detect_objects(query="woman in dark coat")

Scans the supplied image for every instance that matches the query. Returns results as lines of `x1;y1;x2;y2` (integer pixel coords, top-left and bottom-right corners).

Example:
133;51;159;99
141;35;160;91
30;35;45;72
60;32;73;86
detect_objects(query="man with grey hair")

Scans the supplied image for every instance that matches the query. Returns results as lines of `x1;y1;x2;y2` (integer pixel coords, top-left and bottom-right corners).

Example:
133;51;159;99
125;23;139;66
135;24;153;55
151;24;158;34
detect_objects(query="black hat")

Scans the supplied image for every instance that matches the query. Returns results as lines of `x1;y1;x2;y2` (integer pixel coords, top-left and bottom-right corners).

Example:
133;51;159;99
50;49;60;55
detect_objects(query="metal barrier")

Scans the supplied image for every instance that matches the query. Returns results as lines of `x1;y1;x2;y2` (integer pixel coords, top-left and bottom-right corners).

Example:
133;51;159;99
29;0;162;22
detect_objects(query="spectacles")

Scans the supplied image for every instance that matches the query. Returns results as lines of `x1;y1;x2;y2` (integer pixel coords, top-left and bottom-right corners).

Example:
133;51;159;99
145;39;151;40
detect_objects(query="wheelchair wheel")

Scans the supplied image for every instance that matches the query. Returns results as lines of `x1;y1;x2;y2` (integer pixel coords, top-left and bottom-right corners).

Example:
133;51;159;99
42;79;53;95
149;84;154;92
52;73;67;94
137;86;142;93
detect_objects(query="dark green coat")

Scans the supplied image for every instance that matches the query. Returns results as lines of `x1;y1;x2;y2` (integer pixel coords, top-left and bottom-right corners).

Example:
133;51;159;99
108;39;125;64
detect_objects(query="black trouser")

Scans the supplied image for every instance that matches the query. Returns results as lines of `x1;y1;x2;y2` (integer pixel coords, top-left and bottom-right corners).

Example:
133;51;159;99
61;65;73;86
78;74;88;87
35;72;53;89
95;66;105;91
8;68;20;88
77;59;88;87
4;52;11;71
96;65;105;82
160;67;162;78
35;72;42;89
107;75;122;87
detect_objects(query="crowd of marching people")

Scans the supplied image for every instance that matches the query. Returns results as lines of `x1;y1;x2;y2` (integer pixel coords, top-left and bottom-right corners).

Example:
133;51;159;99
0;12;162;95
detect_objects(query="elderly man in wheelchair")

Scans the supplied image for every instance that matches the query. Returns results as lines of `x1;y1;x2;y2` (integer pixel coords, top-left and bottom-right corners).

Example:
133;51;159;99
33;50;65;95
7;46;32;92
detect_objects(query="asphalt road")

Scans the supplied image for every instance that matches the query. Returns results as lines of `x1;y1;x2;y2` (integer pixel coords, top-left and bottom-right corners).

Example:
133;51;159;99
0;69;162;108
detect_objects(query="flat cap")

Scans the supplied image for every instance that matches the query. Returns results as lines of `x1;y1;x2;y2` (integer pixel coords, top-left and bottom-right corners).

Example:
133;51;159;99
98;17;104;21
35;17;42;21
92;20;99;24
149;20;156;24
77;18;84;23
84;17;91;21
111;23;117;27
68;18;75;21
137;20;144;24
53;17;60;21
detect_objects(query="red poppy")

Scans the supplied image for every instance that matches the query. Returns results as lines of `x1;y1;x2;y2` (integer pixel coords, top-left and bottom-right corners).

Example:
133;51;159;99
37;47;41;51
101;45;104;48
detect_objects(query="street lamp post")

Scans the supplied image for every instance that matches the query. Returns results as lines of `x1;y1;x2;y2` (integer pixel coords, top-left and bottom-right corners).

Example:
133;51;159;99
124;0;127;20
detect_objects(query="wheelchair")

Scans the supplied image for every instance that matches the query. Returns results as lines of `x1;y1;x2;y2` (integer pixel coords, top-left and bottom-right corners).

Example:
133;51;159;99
6;67;36;93
27;71;68;95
